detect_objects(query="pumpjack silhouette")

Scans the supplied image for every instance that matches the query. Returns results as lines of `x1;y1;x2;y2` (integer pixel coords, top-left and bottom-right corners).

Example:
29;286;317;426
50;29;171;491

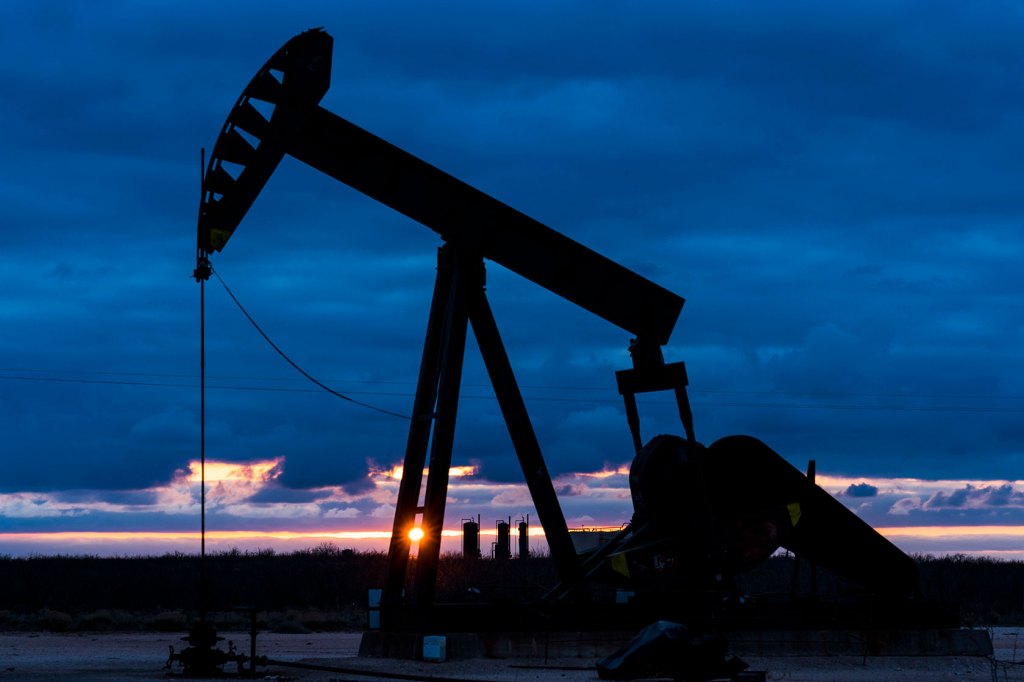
184;29;964;672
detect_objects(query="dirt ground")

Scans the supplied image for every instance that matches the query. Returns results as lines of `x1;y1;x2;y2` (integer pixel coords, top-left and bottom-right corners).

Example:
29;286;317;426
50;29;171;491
1;629;1023;681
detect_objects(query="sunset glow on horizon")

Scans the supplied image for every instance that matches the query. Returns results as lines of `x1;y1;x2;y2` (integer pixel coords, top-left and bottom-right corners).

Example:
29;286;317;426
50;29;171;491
6;452;1024;560
4;523;1024;560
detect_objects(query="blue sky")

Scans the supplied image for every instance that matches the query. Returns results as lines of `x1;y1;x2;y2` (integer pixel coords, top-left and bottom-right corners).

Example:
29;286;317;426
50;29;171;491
1;1;1023;557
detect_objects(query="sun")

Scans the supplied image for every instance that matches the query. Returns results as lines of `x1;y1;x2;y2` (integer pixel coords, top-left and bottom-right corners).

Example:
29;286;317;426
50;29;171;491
408;527;425;542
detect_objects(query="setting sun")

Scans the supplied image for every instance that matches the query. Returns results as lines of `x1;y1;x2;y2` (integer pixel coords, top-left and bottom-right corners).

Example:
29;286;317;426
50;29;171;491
408;527;425;542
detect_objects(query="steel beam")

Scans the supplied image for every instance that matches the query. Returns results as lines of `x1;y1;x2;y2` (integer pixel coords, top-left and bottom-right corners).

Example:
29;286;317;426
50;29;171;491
287;107;683;346
469;290;581;592
382;247;453;610
411;250;474;607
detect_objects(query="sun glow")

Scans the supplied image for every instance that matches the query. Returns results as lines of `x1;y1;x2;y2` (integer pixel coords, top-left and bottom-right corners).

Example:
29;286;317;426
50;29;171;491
408;527;424;542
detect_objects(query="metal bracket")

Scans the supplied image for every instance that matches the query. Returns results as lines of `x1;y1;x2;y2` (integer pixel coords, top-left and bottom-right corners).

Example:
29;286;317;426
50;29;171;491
616;358;696;453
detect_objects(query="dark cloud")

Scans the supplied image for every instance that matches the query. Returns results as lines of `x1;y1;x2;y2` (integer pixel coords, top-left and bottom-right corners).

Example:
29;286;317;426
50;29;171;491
924;484;1024;510
845;483;879;498
245;483;333;505
556;484;586;497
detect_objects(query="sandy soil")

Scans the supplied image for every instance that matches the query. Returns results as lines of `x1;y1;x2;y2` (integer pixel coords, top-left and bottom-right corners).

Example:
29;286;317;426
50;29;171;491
1;629;1023;681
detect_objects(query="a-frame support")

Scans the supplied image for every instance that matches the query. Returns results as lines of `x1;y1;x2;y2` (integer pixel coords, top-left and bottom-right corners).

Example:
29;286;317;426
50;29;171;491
383;245;581;615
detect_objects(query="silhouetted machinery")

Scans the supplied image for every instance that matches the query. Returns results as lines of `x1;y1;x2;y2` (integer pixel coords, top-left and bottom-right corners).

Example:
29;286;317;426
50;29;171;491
196;29;952;642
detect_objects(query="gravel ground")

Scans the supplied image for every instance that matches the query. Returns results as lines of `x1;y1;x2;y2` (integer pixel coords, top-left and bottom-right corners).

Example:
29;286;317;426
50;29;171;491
1;629;1023;681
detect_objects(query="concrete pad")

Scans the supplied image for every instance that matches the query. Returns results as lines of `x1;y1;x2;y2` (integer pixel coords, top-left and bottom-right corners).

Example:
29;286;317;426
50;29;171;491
360;627;993;660
0;630;1019;681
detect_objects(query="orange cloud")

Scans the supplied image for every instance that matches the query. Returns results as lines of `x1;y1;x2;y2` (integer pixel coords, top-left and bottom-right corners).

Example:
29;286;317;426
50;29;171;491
372;464;478;481
149;456;288;512
575;465;631;479
184;457;284;485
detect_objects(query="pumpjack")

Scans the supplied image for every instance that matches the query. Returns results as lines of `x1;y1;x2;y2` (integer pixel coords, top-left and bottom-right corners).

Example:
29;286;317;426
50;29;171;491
195;29;964;653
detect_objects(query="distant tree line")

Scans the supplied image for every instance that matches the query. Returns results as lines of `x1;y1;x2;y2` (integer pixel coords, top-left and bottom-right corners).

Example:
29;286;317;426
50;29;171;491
739;552;1024;625
0;547;1020;631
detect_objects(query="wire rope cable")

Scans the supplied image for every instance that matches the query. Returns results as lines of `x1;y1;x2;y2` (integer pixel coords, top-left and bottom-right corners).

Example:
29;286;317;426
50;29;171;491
210;266;410;421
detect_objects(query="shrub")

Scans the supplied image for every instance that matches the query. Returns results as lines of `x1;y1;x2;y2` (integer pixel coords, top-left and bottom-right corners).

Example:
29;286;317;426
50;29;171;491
145;610;188;631
37;608;73;632
76;609;118;630
268;610;312;634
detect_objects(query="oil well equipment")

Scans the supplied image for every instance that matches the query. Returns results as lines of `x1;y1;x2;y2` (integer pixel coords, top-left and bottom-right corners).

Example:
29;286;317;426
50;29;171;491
191;28;983;662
